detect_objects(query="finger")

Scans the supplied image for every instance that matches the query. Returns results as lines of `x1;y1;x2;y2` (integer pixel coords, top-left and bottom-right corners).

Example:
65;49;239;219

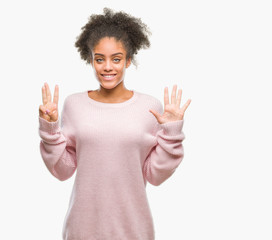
149;109;160;121
44;82;49;102
39;104;52;115
171;84;177;104
47;108;57;116
39;104;46;114
45;105;58;115
176;89;182;107
39;105;50;120
42;85;47;105
53;84;59;106
45;82;51;102
180;99;192;113
164;87;169;108
48;83;52;102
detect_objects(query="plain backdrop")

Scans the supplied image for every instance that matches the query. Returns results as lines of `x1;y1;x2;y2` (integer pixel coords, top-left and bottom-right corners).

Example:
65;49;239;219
0;0;271;239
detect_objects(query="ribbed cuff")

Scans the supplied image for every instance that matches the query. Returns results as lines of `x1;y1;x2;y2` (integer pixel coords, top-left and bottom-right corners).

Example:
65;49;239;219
39;116;60;134
160;119;184;136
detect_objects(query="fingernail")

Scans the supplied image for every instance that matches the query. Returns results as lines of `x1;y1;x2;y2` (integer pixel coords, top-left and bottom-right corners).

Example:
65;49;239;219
45;109;50;114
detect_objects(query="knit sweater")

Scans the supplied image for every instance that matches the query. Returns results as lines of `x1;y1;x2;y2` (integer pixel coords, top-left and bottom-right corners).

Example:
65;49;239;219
38;89;185;240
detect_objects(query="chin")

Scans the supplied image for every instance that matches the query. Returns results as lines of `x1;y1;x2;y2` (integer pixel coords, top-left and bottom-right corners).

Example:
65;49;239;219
99;79;123;88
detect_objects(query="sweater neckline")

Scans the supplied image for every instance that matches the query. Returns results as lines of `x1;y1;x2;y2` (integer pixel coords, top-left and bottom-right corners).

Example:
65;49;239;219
85;89;138;108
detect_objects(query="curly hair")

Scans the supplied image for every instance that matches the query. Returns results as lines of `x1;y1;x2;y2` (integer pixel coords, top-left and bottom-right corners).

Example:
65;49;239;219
74;7;151;67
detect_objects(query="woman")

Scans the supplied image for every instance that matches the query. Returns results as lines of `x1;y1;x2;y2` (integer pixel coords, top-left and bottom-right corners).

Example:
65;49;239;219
38;7;191;240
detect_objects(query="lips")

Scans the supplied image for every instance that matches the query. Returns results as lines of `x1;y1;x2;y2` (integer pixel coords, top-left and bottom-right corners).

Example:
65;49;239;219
101;74;117;81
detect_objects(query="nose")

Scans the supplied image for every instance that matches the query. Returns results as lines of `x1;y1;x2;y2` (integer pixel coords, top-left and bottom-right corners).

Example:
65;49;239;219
104;60;113;72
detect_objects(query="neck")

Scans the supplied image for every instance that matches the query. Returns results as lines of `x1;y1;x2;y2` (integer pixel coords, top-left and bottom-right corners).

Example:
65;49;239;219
95;82;132;101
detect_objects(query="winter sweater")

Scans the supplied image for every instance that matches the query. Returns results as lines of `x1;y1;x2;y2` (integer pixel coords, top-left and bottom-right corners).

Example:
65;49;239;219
38;89;185;240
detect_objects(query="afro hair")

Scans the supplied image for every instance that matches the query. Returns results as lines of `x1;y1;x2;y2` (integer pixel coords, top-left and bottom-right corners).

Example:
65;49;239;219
74;7;151;67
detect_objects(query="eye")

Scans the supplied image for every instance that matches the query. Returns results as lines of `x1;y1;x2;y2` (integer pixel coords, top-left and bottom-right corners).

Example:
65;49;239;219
95;58;103;63
113;58;121;62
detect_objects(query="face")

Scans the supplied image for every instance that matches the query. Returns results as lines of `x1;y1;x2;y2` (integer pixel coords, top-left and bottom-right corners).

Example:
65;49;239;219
90;37;131;90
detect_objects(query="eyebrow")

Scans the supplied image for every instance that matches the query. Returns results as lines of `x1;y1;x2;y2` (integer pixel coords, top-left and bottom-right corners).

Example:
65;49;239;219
94;52;123;57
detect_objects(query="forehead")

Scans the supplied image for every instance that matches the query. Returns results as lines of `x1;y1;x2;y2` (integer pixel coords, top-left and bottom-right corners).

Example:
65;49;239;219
93;37;126;54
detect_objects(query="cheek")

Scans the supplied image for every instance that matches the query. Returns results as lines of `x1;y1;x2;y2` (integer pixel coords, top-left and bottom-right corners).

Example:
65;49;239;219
115;63;126;73
93;64;102;74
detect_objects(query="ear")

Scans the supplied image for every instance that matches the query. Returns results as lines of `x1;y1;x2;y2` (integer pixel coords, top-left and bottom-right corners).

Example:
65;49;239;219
126;57;132;68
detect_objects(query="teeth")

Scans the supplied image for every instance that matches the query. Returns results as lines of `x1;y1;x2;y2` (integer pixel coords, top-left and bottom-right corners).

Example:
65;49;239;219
103;75;115;78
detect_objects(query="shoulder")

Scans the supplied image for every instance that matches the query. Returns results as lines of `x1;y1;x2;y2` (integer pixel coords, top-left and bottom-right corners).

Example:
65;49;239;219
60;91;86;122
65;91;83;100
61;91;86;114
136;91;163;114
63;90;86;105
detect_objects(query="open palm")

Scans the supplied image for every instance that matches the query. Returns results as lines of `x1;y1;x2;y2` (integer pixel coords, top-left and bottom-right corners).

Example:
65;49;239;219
149;84;191;124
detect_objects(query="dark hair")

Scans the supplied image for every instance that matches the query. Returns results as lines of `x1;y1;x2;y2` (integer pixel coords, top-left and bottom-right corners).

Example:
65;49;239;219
74;7;151;67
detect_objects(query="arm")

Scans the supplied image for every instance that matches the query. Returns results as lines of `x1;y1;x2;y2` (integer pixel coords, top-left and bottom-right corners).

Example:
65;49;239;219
144;85;190;186
143;119;185;186
38;97;77;181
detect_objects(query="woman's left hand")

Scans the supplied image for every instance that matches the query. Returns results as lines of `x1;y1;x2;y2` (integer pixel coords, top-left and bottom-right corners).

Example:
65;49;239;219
149;84;192;124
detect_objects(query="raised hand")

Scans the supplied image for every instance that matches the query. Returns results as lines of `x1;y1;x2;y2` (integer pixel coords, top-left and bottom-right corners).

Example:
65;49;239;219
149;84;191;124
39;82;59;122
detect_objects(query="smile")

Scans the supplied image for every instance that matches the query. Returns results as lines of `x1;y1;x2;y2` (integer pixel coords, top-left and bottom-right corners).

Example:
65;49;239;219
101;74;117;81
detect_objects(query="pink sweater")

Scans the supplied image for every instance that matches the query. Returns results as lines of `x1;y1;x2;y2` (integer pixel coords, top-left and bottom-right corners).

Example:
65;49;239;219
38;89;185;240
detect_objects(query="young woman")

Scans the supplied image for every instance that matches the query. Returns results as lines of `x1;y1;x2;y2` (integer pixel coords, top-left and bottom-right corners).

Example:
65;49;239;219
38;7;191;240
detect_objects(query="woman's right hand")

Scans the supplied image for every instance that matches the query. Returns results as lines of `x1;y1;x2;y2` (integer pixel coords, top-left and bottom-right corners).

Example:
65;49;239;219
39;82;59;122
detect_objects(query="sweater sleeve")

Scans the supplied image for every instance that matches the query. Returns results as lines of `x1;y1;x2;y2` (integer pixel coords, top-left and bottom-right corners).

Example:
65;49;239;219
38;97;77;181
143;101;185;186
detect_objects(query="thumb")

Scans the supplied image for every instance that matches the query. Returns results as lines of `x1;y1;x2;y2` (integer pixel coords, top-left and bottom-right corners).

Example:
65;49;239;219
149;109;161;122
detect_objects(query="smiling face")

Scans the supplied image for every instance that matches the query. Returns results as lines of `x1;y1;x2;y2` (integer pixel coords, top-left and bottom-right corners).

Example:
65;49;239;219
90;37;131;90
